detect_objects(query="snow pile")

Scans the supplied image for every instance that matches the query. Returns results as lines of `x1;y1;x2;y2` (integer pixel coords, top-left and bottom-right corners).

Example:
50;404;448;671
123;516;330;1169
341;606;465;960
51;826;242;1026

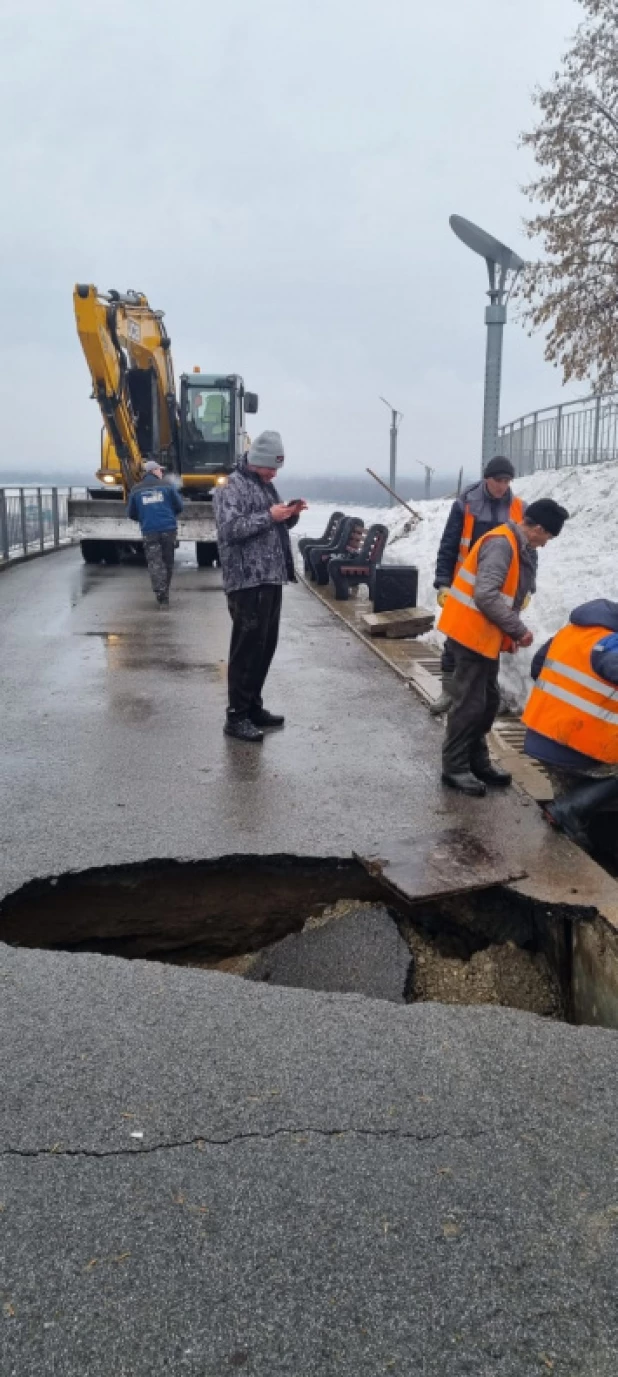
296;462;618;711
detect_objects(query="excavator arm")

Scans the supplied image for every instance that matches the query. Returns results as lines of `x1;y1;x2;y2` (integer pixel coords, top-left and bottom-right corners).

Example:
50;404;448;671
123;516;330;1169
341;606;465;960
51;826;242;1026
74;284;180;493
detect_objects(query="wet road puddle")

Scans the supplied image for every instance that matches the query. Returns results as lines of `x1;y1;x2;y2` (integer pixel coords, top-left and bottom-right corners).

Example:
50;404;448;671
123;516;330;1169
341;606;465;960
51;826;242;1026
76;632;226;678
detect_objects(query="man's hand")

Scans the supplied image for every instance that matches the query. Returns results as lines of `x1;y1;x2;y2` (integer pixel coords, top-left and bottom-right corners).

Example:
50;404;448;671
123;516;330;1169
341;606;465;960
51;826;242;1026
436;587;450;608
270;503;298;523
517;630;534;649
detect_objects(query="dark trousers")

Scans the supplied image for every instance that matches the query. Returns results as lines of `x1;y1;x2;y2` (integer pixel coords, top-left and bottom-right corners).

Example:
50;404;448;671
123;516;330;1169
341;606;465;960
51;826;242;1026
440;637;455;676
143;531;176;600
227;584;283;718
442;642;500;775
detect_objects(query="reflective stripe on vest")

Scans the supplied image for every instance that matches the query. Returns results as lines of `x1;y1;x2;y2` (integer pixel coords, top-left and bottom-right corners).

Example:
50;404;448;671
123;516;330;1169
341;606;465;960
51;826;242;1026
437;523;520;659
454;493;525;579
522;623;618;765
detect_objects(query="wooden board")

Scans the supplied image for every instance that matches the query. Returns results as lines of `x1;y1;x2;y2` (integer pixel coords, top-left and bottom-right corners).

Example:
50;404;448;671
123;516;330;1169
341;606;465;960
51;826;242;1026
361;606;435;639
356;828;525;903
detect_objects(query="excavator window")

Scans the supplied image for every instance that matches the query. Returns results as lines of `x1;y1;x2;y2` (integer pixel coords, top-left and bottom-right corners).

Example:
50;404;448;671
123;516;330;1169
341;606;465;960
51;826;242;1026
186;388;231;443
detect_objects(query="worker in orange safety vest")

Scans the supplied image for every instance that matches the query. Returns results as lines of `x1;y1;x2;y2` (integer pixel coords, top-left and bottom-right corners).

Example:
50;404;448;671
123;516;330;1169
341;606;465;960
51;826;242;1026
523;600;618;847
438;498;569;796
432;456;527;716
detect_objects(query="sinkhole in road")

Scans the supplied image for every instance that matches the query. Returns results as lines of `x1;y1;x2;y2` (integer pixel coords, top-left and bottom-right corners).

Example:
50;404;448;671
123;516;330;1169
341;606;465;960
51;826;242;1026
0;855;580;1018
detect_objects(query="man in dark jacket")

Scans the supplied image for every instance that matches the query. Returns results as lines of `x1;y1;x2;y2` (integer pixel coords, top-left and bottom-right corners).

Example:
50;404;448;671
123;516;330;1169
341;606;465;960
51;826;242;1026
524;599;618;846
432;456;527;714
213;431;307;742
127;461;183;608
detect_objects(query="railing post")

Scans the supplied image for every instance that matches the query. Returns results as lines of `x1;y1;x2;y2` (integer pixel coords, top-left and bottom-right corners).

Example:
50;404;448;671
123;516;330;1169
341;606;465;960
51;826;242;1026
37;487;44;552
52;488;60;547
555;405;563;469
531;412;538;473
19;488;28;554
518;417;525;476
592;395;602;463
0;490;8;562
509;421;515;466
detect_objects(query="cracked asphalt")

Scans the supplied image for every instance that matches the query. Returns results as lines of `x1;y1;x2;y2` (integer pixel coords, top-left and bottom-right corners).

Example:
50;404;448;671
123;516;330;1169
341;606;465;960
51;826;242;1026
1;549;618;1374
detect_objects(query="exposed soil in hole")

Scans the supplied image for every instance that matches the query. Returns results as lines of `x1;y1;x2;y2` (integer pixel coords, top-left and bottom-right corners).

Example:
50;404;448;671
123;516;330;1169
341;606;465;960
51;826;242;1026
0;856;582;1020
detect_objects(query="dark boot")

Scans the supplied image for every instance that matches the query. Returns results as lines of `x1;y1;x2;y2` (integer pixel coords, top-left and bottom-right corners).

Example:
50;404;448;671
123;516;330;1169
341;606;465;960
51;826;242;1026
442;771;487;797
224;716;264;743
429;673;454;717
250;708;285;728
543;776;618;848
471;761;512;787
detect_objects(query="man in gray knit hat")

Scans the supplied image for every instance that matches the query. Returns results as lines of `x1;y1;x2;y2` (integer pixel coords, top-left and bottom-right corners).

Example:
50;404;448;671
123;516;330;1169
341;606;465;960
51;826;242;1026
213;431;307;742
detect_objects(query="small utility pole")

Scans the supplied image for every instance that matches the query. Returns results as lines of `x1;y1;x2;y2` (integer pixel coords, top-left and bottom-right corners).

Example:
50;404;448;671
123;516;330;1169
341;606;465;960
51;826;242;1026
379;397;403;506
415;460;435;501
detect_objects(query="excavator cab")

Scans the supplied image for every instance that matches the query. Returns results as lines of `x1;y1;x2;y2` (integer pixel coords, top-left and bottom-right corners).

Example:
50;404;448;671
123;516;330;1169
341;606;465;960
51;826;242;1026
179;373;258;497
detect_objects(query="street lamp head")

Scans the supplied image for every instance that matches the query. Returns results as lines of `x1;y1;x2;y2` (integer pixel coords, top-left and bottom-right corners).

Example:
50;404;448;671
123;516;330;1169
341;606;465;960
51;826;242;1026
449;215;525;275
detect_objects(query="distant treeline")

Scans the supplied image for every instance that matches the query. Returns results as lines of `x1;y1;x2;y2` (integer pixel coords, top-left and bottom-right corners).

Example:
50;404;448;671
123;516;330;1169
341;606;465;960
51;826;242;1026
0;469;472;502
278;473;470;504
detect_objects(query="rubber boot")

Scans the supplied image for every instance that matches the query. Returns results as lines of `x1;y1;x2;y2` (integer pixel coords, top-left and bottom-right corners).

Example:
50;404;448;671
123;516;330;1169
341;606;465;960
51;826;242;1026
543;775;618;849
430;673;454;717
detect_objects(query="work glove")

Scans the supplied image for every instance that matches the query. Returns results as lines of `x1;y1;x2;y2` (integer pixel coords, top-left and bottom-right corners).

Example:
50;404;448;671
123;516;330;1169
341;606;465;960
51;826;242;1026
521;593;532;611
436;587;450;608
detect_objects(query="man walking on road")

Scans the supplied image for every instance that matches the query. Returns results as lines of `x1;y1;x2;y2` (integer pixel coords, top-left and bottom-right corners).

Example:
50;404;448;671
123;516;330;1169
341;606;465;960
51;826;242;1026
127;461;183;608
437;498;568;797
213;431;307;743
432;456;526;715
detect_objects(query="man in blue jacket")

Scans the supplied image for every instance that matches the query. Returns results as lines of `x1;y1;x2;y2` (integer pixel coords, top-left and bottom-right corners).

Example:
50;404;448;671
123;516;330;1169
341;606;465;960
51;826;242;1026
127;461;183;608
524;599;618;846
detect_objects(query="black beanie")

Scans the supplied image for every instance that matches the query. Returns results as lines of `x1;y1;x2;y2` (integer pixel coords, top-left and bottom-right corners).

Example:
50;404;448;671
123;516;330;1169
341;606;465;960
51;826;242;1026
524;498;569;537
484;455;516;480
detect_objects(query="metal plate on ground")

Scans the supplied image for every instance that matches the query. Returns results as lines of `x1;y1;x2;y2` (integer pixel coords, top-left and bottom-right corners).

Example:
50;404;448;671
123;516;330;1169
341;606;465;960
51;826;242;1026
356;828;526;903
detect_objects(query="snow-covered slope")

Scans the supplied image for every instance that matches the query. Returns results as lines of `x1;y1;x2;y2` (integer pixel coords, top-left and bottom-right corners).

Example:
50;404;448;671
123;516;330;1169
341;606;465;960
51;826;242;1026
296;463;618;711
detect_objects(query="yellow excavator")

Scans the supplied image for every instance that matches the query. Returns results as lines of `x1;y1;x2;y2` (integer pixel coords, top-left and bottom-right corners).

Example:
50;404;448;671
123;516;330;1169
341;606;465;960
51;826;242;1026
70;284;258;565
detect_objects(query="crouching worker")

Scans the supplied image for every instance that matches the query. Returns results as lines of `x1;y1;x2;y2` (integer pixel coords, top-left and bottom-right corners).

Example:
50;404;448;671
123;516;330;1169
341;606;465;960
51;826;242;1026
127;461;183;608
437;498;568;796
523;599;618;848
213;431;307;742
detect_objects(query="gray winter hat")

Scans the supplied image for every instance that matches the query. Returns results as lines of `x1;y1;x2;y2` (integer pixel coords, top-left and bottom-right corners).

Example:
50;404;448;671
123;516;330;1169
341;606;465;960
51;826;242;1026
246;431;285;468
143;460;163;474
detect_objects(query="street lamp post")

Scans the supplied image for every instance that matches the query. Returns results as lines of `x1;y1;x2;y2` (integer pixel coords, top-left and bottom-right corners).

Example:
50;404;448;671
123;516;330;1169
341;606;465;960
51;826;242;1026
449;215;524;474
415;460;435;501
379;396;403;506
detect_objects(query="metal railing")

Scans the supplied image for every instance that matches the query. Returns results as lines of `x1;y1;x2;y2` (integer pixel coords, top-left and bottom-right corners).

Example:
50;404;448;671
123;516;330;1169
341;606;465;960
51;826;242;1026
0;487;77;566
498;391;618;475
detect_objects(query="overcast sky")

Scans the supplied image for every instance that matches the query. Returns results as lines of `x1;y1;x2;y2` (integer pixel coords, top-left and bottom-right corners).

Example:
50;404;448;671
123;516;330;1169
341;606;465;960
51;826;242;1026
0;0;581;477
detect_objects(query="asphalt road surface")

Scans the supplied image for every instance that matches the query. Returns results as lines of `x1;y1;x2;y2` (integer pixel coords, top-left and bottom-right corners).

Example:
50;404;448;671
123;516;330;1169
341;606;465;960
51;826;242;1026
1;547;617;1375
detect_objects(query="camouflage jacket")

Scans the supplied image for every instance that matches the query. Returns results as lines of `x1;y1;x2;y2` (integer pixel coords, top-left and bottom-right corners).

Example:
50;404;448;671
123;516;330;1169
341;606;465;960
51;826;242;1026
213;466;298;594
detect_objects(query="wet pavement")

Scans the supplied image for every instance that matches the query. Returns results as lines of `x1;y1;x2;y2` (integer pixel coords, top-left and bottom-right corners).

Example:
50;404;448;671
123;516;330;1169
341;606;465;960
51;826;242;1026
1;548;618;1375
1;546;617;922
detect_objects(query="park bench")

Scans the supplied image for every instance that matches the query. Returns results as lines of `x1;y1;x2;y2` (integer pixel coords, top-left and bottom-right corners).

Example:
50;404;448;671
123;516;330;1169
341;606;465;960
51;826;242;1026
297;510;344;569
307;517;365;585
327;523;389;600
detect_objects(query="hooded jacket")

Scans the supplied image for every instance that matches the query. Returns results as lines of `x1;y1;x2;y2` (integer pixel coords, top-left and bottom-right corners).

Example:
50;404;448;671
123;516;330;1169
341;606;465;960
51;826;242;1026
213;463;298;594
524;599;618;771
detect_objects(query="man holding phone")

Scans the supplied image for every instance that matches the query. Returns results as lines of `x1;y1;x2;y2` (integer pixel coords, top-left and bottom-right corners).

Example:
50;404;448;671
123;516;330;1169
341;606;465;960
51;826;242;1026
213;431;307;742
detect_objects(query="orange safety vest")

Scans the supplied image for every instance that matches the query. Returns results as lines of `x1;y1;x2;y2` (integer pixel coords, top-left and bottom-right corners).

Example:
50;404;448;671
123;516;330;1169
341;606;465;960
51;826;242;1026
454;494;525;579
438;523;520;660
522;623;618;765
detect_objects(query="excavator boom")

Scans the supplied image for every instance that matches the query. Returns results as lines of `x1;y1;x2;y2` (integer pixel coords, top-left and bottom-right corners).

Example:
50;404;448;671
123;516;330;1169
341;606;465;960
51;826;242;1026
74;284;179;493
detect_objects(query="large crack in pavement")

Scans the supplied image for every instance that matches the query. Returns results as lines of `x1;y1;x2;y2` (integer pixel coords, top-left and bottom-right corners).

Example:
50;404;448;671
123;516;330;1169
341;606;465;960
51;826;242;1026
0;1122;522;1160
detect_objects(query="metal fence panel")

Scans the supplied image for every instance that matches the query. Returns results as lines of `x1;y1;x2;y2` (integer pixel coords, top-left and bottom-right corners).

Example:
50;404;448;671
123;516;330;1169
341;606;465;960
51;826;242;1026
0;487;74;565
499;391;618;475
